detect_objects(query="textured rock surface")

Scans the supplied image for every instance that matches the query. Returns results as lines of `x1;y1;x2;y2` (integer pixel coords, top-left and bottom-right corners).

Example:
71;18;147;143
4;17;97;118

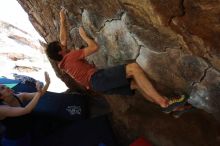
17;0;220;145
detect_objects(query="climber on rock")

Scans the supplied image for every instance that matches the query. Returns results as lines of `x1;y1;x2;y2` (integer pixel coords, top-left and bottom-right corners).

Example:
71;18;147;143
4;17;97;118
46;8;187;113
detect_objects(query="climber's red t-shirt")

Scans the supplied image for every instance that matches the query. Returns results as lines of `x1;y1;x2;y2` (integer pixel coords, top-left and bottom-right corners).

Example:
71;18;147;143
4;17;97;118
58;49;97;89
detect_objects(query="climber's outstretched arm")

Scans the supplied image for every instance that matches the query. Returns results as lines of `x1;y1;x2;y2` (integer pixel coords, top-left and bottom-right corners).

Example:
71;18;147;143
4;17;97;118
79;27;99;57
59;8;67;50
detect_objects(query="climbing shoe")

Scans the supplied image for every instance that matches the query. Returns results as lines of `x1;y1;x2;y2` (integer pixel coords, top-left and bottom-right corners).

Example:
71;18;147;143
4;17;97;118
162;95;188;114
172;105;194;118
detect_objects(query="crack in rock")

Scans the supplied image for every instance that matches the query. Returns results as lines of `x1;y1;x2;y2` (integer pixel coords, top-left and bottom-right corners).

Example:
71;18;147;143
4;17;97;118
96;12;125;32
191;66;211;87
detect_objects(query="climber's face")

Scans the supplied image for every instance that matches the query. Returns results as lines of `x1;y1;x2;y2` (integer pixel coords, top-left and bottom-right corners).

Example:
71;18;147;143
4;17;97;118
58;43;70;56
58;49;70;56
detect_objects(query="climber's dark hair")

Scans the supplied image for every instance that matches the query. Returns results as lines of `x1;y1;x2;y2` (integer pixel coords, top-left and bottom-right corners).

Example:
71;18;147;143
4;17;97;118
46;41;63;61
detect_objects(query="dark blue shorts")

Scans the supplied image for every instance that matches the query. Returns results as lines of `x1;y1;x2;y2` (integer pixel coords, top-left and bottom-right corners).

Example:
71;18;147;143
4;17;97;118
90;65;134;96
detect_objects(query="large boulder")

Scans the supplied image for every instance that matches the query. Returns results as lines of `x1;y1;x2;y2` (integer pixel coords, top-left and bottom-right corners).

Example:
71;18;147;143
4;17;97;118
17;0;220;145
